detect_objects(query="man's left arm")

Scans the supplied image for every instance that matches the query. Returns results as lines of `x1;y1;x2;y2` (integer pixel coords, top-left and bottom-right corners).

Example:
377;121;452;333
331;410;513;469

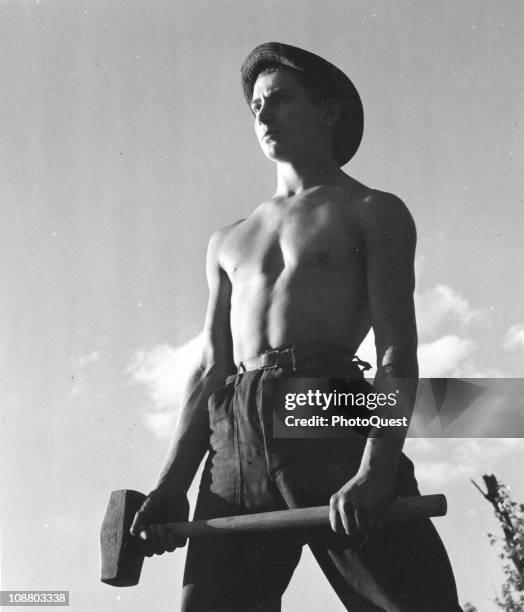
330;191;418;536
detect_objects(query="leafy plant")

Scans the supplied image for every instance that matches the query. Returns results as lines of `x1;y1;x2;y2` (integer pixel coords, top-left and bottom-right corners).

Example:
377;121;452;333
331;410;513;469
472;474;524;610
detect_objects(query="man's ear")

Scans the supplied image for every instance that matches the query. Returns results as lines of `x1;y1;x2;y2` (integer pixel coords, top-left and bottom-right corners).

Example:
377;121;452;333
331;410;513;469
321;97;341;127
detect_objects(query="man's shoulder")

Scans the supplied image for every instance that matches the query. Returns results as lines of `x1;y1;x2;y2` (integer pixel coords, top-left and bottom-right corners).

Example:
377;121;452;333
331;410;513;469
345;181;408;213
335;177;410;215
352;187;415;236
206;219;247;269
208;219;246;247
208;199;273;246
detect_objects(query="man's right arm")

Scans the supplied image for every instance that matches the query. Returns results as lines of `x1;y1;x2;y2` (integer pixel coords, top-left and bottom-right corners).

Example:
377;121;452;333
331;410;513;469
130;227;236;555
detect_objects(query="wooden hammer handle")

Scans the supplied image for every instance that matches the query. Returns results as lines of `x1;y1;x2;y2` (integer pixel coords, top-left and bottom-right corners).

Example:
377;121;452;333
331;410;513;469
162;494;446;538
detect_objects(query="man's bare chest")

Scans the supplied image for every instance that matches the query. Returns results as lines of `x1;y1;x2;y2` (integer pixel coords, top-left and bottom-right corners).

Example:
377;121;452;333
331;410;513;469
220;199;364;280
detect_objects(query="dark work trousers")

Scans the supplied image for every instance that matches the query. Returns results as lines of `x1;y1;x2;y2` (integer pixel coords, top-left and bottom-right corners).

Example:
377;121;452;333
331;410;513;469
181;350;462;612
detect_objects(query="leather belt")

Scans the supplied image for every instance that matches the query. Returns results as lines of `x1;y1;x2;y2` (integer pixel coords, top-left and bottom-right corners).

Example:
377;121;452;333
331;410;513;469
238;344;371;373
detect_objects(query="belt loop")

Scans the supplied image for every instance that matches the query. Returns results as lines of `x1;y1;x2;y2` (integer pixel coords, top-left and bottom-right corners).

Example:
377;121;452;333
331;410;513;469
235;362;246;387
291;345;297;371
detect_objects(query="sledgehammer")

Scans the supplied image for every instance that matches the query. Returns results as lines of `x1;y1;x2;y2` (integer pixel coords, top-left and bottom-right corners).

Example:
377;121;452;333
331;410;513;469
100;489;446;588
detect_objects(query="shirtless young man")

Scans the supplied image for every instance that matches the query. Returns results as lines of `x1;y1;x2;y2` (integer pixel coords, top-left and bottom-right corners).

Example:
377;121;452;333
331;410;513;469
131;43;462;611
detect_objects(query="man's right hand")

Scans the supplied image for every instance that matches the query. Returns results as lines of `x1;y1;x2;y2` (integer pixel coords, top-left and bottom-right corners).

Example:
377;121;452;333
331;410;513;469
130;486;190;557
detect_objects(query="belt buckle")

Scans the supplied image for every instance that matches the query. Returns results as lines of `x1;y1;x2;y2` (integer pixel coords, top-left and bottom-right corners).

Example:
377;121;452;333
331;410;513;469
261;349;280;369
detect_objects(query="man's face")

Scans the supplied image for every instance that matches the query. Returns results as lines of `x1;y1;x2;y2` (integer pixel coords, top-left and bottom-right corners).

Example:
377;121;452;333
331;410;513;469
251;69;328;163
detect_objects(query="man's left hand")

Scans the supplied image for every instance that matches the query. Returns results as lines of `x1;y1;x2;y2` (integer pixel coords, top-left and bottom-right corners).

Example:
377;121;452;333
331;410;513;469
329;468;396;535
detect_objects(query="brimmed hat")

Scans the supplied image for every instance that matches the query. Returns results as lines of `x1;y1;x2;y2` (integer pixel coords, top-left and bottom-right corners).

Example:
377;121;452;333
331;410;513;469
240;42;364;166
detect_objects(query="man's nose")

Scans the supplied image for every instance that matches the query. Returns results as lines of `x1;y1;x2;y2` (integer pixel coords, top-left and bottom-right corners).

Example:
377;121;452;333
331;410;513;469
256;101;273;125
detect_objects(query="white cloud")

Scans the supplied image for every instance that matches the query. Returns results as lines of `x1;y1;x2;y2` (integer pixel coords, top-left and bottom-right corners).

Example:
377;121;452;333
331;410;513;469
405;438;524;488
412;461;457;488
415;285;482;339
145;411;180;440
359;284;492;376
405;438;435;453
418;334;478;377
126;334;203;439
503;323;524;352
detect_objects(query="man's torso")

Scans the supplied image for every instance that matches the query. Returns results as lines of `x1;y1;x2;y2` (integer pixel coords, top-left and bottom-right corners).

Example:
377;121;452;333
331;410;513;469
218;178;375;363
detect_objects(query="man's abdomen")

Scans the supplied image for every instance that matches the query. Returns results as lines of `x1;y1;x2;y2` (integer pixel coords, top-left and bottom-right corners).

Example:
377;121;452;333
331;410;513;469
230;268;370;363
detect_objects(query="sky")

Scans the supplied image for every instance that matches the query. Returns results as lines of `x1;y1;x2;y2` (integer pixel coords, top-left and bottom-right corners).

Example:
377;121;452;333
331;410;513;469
1;1;523;610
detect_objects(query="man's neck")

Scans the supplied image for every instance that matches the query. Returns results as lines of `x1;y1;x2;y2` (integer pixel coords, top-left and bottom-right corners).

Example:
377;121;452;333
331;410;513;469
274;154;343;198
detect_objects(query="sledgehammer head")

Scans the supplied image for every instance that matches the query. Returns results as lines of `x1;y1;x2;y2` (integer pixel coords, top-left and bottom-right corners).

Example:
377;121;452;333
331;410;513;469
100;489;146;586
